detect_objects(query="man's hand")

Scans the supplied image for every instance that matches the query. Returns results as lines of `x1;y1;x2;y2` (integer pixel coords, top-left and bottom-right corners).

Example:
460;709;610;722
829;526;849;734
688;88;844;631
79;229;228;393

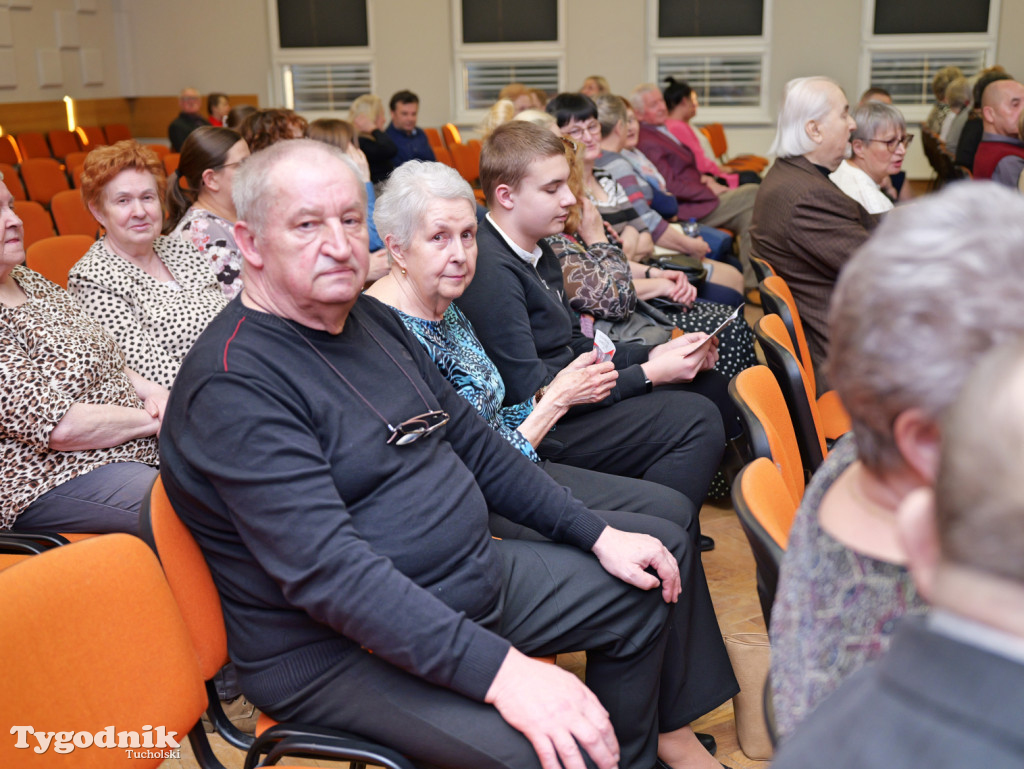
701;175;728;196
591;526;681;603
485;647;620;769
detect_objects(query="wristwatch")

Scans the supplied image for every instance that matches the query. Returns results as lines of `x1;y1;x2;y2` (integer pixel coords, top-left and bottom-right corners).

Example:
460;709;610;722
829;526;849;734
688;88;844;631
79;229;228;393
643;375;653;393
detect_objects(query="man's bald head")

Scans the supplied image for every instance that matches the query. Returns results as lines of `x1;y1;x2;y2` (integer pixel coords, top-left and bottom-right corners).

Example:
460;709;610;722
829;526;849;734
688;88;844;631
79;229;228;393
179;88;201;114
981;79;1024;137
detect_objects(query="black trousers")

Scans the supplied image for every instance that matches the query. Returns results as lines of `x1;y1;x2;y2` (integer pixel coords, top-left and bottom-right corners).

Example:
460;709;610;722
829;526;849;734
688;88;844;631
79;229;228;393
538;388;726;512
265;511;738;769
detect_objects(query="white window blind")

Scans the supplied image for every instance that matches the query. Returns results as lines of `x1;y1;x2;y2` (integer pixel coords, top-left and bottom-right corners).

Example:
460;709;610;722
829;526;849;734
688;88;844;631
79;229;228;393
284;63;372;112
868;50;987;106
462;59;559;110
656;54;763;108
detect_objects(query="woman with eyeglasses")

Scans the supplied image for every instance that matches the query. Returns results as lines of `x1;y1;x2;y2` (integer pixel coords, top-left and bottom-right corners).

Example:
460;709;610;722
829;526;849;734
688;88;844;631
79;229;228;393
829;101;910;215
167;126;251;299
68;141;227;388
364;160;706;540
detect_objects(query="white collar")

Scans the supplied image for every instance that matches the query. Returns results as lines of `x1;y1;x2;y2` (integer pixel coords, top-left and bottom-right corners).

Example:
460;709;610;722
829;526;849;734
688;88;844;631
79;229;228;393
486;213;543;268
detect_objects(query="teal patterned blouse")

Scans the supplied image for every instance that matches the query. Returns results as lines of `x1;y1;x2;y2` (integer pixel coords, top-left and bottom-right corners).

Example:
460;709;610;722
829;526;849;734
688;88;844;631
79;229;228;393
390;304;540;461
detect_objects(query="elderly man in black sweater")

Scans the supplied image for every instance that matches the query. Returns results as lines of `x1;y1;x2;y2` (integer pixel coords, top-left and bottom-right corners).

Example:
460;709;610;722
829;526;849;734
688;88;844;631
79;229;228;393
159;139;736;769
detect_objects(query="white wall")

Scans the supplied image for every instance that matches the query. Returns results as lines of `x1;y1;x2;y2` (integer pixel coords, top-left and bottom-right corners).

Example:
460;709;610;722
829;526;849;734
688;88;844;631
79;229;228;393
4;0;1024;178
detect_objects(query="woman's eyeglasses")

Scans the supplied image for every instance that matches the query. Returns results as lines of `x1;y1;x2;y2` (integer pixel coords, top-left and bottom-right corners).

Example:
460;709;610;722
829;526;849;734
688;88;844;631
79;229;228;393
563;120;602;140
869;134;914;152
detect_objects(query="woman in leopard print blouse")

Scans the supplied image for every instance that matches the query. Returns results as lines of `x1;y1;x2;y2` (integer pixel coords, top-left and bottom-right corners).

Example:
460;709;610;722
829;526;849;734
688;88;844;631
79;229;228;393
68;141;227;388
0;176;162;533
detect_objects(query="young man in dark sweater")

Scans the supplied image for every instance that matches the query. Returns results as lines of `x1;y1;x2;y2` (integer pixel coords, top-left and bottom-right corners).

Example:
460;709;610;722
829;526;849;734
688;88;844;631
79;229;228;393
160;139;735;769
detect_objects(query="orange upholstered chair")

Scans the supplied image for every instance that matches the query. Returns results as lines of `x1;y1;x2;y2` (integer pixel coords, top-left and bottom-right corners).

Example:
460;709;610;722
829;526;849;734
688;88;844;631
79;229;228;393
731;457;797;625
163;153;181;176
442;122;462;149
50;189;100;237
699;122;768;173
77;125;107;149
145;143;170;159
754;314;851;473
46;129;80;160
15;132;51;160
759;274;812;370
729;365;807;504
14;200;56;249
432;145;455;168
19;157;70;206
0;134;21;165
25;234;94;288
140;476;415;769
0;163;26;200
103;123;133;144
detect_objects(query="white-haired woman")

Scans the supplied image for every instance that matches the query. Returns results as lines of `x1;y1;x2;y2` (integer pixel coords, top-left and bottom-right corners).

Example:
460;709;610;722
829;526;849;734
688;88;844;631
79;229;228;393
829;101;910;215
350;93;397;184
365;158;739;769
770;181;1024;740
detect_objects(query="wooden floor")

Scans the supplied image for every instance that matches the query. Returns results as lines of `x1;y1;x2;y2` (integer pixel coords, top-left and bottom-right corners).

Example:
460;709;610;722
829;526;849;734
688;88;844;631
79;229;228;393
159;495;771;769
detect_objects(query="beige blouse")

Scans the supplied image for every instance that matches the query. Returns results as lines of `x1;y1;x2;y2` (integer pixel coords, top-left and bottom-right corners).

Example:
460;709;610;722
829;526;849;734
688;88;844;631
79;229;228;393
0;266;158;528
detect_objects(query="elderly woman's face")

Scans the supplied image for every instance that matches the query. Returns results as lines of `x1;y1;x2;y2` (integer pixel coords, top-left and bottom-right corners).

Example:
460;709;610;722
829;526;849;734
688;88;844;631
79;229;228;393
396;198;478;311
624;109;640;149
854;123;908;183
0;182;24;274
91;169;162;256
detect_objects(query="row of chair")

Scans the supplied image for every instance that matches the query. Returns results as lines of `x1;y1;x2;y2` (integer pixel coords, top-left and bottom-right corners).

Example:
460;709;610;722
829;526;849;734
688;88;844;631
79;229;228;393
0;124;133;165
729;260;852;627
12;192;98;250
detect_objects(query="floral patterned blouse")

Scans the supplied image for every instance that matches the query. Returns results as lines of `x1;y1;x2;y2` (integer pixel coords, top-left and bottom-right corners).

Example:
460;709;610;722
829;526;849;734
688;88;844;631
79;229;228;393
769;434;928;740
389;304;539;461
68;236;228;388
172;206;244;299
0;266;159;528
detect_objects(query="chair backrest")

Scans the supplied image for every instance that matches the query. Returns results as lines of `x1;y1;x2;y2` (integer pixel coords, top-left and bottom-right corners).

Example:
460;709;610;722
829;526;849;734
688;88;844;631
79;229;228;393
423;127;442;147
103;123;133;144
16;131;52;160
731;457;796;626
0;162;26;200
0;134;21;165
0;534;208;769
25;234;94;288
442;122;462;148
755;314;827;471
144;143;171;159
46;129;80;160
163;153;181;176
700;122;729;161
19;157;70;206
760;274;814;386
729;365;806;503
50;188;100;237
14;200;56;249
750;255;776;284
450;139;480;186
78;125;107;149
139;476;230;683
432;144;455;168
64;150;90;170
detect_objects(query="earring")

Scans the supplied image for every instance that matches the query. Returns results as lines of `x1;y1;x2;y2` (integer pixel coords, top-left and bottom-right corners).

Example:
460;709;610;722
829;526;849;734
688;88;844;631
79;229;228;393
400;267;407;275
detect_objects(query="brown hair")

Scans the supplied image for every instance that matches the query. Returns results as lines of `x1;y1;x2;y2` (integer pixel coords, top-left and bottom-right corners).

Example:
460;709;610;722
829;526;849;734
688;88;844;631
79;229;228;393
308;118;355;150
561;136;586;234
240;108;309;153
165;126;242;232
480;121;565;207
81;140;166;214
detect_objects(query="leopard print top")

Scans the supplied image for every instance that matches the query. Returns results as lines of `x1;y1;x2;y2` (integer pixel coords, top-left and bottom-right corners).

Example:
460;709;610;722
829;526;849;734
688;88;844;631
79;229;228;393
0;266;159;528
68;236;228;388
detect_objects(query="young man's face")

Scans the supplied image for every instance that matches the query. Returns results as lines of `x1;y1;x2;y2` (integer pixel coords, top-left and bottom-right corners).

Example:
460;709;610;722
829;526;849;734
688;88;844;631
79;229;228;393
391;101;419;132
506;153;576;243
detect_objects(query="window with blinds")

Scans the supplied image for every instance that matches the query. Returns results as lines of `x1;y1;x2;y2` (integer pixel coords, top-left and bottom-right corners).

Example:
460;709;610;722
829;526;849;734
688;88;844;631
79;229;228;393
868;50;987;106
462;59;560;110
656;54;763;108
284;63;372;112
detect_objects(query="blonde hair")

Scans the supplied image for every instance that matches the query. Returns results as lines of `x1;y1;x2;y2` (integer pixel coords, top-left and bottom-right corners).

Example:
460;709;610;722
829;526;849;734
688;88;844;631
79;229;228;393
478;99;517;140
349;94;384;130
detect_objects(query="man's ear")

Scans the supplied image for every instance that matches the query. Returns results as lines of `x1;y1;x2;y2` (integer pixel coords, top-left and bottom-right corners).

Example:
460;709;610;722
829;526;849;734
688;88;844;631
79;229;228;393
893;408;942;484
981;105;995;125
805;119;823;146
897;486;941;601
233;220;263;270
492;182;516;212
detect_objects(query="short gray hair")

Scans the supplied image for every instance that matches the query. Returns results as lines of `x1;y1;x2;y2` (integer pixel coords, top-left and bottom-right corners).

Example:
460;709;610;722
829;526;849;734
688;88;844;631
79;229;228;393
373;160;477;254
850;100;906;143
828;181;1024;473
628;83;660;114
944;76;972;107
232;139;364;236
595;94;628;137
769;76;844;158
